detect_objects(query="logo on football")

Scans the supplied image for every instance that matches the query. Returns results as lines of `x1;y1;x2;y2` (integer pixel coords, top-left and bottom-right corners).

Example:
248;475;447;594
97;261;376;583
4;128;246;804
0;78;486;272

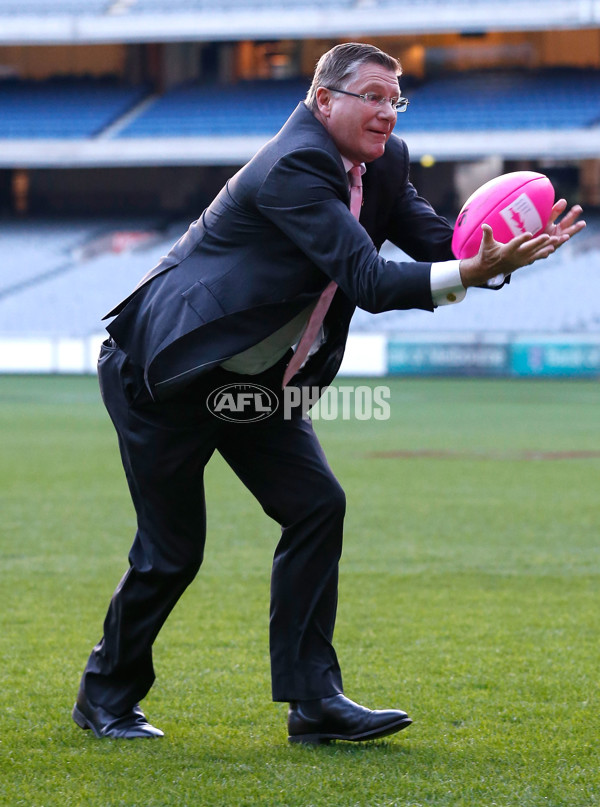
499;193;543;238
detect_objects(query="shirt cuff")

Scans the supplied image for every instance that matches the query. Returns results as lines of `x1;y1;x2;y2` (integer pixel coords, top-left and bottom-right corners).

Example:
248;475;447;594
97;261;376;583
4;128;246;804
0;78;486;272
431;260;466;307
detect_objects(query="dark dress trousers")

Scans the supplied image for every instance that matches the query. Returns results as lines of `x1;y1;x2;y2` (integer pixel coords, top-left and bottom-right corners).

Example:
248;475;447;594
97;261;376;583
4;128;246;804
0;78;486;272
81;102;455;712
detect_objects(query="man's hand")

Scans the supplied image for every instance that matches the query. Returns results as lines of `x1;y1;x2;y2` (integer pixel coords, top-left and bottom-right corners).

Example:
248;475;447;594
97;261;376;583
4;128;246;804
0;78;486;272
545;199;586;241
459;201;586;289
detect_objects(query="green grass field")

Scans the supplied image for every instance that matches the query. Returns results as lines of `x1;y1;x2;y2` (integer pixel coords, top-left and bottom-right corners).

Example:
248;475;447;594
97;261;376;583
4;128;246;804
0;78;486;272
1;374;598;807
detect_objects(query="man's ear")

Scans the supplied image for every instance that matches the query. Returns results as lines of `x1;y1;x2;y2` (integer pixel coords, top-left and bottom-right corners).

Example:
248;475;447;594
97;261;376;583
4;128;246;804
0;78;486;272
315;86;332;118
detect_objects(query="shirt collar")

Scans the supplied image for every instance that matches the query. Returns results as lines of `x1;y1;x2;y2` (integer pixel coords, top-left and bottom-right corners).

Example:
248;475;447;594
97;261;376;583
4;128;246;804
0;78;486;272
341;157;366;177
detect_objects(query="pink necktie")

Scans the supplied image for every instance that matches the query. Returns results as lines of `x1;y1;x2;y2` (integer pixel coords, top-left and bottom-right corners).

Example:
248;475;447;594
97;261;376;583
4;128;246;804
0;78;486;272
282;165;363;387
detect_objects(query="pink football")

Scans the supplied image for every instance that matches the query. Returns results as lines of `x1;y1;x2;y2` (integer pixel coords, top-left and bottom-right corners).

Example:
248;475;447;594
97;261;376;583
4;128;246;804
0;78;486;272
452;171;555;259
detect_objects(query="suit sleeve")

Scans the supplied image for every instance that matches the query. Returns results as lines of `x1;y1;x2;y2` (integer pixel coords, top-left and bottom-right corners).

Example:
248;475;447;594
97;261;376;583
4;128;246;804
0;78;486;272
369;138;455;262
390;181;510;290
387;178;455;262
256;147;435;314
378;139;510;289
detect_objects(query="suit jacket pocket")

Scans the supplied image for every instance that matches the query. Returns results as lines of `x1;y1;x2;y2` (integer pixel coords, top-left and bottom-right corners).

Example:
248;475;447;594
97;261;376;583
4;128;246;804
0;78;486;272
181;280;226;323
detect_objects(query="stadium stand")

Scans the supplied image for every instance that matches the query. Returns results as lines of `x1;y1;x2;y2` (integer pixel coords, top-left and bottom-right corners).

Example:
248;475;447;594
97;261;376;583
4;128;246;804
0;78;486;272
0;70;596;142
0;215;598;340
0;218;179;336
0;219;103;294
116;78;311;138
113;70;600;138
401;69;600;131
0;78;150;139
0;4;598;375
351;219;600;334
398;69;600;132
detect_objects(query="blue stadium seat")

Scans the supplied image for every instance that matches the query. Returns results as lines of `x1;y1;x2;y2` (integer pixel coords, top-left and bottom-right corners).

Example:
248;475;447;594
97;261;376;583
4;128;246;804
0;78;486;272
117;77;311;138
398;70;600;132
0;69;598;140
114;70;600;138
0;78;150;139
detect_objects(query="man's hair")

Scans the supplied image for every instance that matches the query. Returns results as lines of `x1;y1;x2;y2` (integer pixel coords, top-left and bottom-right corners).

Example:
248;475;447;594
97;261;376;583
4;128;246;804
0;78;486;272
305;42;401;112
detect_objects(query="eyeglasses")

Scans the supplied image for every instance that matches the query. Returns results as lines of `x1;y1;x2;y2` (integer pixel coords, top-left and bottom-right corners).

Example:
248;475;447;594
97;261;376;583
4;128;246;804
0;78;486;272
325;87;409;113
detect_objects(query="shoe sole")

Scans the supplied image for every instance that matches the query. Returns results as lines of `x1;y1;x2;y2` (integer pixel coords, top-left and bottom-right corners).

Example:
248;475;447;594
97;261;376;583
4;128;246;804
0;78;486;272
288;716;412;745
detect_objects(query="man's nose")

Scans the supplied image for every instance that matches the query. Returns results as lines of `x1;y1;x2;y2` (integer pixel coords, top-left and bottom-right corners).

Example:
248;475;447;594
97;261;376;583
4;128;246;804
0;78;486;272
377;103;397;123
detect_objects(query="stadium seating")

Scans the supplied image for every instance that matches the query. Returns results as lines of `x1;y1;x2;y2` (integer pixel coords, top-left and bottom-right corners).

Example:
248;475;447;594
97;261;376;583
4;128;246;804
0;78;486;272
0;219;100;295
0;69;597;140
113;69;600;138
0;78;149;139
116;78;310;138
1;215;599;339
351;219;600;334
0;0;597;377
0;218;178;336
398;69;600;132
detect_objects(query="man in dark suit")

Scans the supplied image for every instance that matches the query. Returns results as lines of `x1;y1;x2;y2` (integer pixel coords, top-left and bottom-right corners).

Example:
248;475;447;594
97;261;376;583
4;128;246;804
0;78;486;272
72;42;584;742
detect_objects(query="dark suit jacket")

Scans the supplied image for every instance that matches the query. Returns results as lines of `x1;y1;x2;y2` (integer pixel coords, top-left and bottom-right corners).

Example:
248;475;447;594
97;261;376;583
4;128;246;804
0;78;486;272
105;102;455;400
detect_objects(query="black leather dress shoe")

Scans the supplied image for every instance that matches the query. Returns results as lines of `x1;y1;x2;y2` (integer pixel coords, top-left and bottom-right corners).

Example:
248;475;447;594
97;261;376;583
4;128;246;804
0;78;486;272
72;692;164;739
288;694;411;744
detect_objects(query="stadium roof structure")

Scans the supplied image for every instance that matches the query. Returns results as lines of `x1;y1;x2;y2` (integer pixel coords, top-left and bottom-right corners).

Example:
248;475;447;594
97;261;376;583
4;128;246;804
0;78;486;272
0;0;598;44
